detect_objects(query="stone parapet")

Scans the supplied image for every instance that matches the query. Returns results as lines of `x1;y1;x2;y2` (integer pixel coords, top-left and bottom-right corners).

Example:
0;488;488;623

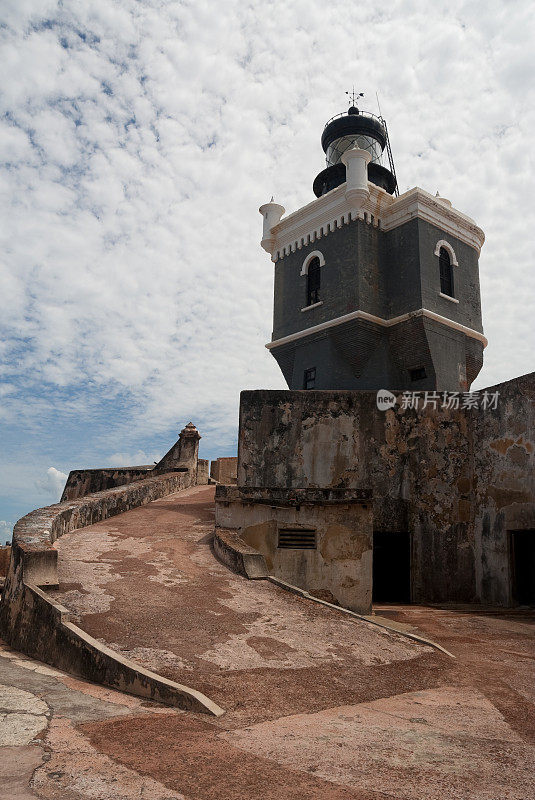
197;458;210;484
4;470;194;594
213;527;269;579
215;485;371;506
0;470;226;715
61;466;154;502
156;422;201;473
210;457;238;484
269;182;484;262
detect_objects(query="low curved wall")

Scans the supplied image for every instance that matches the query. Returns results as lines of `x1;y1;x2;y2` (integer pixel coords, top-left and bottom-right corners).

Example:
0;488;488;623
60;466;155;502
15;583;223;715
6;471;193;591
213;527;268;579
0;471;224;716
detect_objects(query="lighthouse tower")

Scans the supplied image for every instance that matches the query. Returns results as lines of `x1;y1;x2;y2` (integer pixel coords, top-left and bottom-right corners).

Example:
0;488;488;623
260;99;486;391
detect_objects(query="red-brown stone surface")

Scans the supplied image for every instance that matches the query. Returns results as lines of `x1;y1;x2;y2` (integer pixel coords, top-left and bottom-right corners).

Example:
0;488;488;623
1;485;533;799
48;485;432;726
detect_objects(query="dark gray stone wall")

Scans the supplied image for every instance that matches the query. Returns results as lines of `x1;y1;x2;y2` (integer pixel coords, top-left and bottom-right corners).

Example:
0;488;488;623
272;315;483;392
272;221;361;341
387;317;437;389
417;219;483;331
236;373;534;605
384;218;423;317
422;319;468;390
270;215;484;391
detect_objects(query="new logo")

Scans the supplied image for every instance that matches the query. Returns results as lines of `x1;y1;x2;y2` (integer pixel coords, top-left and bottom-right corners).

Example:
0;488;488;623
376;390;396;410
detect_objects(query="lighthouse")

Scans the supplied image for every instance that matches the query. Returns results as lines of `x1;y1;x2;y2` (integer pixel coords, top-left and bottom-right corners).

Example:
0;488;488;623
260;98;486;391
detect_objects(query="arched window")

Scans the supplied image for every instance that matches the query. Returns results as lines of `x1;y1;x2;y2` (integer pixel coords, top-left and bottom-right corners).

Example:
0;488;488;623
307;257;321;306
439;247;454;298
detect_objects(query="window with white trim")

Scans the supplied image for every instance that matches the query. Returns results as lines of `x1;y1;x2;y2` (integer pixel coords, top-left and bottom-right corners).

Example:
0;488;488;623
306;258;321;306
439;247;454;298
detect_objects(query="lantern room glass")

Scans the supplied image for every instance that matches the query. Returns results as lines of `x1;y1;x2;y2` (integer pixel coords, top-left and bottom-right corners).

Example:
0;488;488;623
326;134;383;167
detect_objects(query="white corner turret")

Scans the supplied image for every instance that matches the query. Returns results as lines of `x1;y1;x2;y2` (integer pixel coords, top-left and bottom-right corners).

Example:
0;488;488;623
341;147;371;210
259;199;285;254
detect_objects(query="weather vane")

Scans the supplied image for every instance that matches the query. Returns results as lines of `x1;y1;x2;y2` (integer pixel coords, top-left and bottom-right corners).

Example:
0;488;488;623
346;87;364;107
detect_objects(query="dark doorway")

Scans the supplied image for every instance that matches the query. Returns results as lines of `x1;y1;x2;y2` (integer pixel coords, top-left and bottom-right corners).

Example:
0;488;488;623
373;531;411;602
511;530;535;605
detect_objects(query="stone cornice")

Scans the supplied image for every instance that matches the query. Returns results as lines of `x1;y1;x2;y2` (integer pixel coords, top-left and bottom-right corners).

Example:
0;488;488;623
266;308;488;350
382;188;485;251
269;183;485;261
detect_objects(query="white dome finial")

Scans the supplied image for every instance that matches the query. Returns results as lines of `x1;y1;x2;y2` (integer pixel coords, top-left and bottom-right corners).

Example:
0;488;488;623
259;199;285;254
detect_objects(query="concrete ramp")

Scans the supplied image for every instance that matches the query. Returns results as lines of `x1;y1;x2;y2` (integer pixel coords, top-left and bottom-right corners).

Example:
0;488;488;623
48;485;432;724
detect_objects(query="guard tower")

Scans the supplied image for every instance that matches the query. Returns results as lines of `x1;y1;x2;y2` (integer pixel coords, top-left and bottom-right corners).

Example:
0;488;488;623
259;98;486;391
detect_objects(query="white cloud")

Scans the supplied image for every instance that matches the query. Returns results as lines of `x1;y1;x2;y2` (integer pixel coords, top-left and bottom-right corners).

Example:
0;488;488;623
35;467;68;502
0;0;534;520
0;520;13;543
106;450;162;468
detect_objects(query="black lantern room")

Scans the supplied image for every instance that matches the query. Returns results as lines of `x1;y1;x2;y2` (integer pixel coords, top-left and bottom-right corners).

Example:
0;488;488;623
313;105;398;198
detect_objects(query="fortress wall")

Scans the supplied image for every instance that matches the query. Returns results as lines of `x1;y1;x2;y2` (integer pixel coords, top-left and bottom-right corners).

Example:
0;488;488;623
210;457;238;484
0;470;228;712
213;526;269;580
60;423;205;502
215;485;373;612
471;373;535;604
2;580;222;715
60;466;155;502
0;545;11;577
2;470;195;602
197;458;210;484
234;373;534;606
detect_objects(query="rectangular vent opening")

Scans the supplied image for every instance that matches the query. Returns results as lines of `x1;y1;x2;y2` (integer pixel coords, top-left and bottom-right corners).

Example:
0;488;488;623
278;529;316;550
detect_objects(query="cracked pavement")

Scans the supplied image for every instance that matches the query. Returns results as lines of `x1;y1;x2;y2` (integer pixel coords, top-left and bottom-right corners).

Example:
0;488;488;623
1;486;534;799
0;638;186;799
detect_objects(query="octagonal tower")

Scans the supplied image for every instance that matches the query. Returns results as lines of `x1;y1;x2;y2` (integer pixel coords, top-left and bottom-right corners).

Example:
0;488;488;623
260;101;486;392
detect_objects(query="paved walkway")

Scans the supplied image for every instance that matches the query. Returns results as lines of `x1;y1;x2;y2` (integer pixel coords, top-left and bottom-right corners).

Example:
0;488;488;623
48;485;433;726
0;637;188;800
1;485;533;799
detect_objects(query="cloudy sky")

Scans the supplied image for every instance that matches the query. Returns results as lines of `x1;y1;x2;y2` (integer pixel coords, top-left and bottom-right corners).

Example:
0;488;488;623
1;0;534;537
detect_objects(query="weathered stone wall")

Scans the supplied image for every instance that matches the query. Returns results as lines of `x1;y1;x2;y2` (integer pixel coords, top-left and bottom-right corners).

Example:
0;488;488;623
0;545;11;577
471;374;535;604
235;373;534;605
0;469;227;713
210;457;238;484
3;470;196;601
197;459;210;484
2;582;221;714
61;423;204;502
61;466;154;502
213;527;269;580
156;422;200;472
216;486;372;612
